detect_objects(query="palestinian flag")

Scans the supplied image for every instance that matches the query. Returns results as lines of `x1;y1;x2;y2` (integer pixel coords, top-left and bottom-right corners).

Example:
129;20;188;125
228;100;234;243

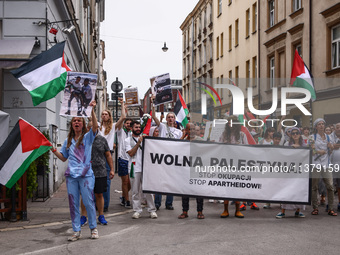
174;91;189;128
11;41;71;106
0;119;52;188
290;50;316;101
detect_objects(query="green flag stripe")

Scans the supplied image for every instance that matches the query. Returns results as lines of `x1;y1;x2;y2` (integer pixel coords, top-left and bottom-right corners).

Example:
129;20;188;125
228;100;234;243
293;77;316;100
5;145;51;188
29;72;67;106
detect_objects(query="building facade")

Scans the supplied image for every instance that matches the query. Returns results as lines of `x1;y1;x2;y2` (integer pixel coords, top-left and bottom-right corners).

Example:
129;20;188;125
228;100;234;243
0;0;106;194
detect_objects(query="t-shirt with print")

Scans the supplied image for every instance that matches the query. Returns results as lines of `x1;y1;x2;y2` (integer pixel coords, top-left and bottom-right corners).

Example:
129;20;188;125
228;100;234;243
158;122;182;139
60;129;96;178
91;135;110;178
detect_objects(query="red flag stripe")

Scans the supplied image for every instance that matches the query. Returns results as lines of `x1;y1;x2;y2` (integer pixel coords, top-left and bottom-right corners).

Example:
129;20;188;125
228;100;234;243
19;119;52;153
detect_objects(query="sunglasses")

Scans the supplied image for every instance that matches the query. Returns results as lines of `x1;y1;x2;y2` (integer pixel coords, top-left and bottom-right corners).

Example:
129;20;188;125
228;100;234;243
291;132;300;135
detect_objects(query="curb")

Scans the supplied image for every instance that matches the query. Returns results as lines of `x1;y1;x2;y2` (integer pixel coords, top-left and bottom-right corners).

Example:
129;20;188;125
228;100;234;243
0;209;133;232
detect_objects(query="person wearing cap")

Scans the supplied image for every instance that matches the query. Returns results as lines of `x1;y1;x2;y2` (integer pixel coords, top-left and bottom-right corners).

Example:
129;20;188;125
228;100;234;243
309;118;336;216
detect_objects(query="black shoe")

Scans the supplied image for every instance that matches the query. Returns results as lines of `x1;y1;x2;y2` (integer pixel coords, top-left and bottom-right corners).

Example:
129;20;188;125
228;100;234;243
77;112;82;116
166;205;174;210
103;208;108;212
82;111;87;116
156;205;160;211
120;196;126;206
65;110;70;115
125;201;131;208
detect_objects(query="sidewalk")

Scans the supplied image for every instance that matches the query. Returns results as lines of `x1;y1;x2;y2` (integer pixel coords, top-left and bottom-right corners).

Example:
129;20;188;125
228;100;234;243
0;176;131;232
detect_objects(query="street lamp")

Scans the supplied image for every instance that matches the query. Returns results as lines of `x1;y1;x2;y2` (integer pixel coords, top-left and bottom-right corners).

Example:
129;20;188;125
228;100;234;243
111;77;123;122
162;42;168;52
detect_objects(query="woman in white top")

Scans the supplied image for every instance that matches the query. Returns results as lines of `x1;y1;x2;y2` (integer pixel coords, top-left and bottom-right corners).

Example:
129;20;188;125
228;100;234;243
310;118;336;216
98;98;126;211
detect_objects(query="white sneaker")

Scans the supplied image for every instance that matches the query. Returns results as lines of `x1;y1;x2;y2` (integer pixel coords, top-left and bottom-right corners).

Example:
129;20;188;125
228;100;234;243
208;199;215;203
218;200;224;204
91;228;99;239
150;212;158;219
132;212;141;219
68;231;81;242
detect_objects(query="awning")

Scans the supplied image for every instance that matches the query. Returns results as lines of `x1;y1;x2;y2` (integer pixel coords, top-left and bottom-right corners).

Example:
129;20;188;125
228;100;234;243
0;39;35;69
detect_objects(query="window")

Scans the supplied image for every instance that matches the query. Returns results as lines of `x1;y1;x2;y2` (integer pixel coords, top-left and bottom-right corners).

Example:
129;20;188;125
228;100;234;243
295;44;302;57
229;70;233;96
252;56;257;87
235;66;239;85
269;0;275;27
220;33;224;57
252;3;257;33
220;75;224;99
246;60;250;87
198;47;202;68
229;25;232;50
218;0;222;16
235;19;239;46
216;36;220;59
270;57;275;88
332;25;340;69
246;9;250;37
292;0;301;12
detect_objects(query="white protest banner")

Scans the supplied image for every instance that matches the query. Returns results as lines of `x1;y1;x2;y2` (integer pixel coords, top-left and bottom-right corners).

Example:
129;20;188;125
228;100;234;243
124;87;139;106
142;137;311;204
150;73;173;106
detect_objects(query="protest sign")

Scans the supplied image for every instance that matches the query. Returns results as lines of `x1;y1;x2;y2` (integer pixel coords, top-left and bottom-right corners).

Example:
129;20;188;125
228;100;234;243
150;73;172;106
60;72;97;117
142;137;311;204
124;87;139;106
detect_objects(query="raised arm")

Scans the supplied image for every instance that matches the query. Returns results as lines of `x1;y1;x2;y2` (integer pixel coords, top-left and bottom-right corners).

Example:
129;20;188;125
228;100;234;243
277;115;285;133
115;97;126;130
90;100;98;134
151;95;160;127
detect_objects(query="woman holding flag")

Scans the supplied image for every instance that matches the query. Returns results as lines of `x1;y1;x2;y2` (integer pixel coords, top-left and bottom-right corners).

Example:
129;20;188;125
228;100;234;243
51;100;99;241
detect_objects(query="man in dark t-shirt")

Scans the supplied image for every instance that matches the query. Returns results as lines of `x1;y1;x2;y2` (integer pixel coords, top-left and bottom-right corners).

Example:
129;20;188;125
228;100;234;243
81;133;114;226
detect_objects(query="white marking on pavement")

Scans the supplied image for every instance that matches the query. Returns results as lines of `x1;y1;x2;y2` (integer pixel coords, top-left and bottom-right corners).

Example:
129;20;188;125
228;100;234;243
101;225;139;238
20;244;68;255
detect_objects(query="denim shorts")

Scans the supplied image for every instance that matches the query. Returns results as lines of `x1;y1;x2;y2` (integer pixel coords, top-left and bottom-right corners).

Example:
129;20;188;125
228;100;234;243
118;158;129;177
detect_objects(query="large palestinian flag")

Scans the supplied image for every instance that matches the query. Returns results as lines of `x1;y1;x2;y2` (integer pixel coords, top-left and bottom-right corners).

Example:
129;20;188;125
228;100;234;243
174;90;189;128
290;50;316;101
0;119;52;188
11;41;71;106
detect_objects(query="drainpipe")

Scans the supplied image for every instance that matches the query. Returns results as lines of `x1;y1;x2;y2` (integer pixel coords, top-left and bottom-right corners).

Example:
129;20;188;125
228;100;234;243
309;0;313;127
258;0;261;111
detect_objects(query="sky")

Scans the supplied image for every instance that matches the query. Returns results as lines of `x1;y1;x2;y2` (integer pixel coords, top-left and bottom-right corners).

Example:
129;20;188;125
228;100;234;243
100;0;198;99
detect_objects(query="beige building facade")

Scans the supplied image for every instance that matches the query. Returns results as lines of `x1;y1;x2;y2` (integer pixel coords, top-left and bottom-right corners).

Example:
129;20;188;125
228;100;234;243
180;0;214;120
259;0;340;126
214;0;259;119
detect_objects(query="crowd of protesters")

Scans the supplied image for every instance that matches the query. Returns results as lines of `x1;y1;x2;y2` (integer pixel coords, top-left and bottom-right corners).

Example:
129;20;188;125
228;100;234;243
49;97;340;241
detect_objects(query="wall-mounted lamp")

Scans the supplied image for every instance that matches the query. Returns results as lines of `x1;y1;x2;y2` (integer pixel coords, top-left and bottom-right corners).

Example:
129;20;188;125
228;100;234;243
34;36;40;47
162;42;168;52
62;25;76;34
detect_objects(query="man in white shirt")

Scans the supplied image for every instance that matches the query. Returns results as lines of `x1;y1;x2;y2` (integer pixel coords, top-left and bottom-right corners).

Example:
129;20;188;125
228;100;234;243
125;121;157;219
151;96;182;210
117;118;133;208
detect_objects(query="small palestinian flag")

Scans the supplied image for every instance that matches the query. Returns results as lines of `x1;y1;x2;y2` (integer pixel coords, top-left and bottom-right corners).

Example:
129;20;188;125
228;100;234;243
11;41;71;106
290;50;316;101
174;91;189;128
0;119;52;188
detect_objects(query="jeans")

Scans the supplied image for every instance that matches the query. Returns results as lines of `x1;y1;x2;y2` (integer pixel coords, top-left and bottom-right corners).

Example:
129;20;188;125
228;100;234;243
103;160;112;209
154;194;173;207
